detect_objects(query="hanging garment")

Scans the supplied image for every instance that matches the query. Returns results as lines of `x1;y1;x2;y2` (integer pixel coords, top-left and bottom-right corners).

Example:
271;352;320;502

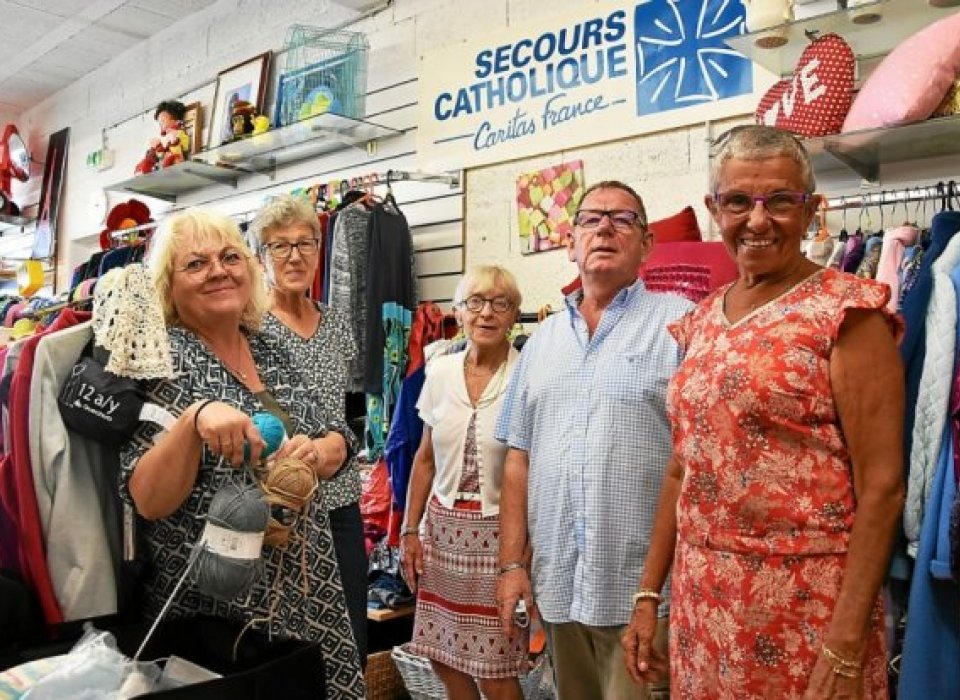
840;232;865;273
898;423;960;700
899;211;960;556
806;235;835;266
29;321;121;620
5;308;90;625
384;366;426;513
855;235;883;279
329;204;371;392
876;225;919;312
906;222;960;551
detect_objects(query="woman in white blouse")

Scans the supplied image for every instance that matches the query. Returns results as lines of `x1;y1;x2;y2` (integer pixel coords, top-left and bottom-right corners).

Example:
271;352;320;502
400;265;526;700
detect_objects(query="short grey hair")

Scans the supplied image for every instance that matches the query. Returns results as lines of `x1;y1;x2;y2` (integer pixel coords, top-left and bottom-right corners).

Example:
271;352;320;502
709;125;815;194
247;194;320;251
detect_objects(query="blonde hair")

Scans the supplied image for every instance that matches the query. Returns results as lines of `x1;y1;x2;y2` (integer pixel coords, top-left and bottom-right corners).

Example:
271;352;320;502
454;265;523;309
147;208;269;330
247;194;320;251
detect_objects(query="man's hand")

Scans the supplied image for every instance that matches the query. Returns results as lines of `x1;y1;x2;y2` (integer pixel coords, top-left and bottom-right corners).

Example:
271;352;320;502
622;601;667;684
496;568;535;640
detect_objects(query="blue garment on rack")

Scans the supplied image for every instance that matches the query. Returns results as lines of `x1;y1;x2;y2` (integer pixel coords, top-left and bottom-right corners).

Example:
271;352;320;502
384;365;426;512
898;421;960;699
900;211;960;492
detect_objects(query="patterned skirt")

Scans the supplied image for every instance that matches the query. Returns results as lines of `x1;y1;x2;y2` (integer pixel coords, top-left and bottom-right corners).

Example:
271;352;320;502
408;497;527;678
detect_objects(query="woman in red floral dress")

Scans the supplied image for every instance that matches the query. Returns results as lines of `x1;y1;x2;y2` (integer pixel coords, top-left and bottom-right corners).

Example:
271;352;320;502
622;126;905;699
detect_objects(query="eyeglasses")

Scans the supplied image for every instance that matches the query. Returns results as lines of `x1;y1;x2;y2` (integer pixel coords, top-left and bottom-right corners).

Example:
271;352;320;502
573;209;646;231
459;295;514;314
261;239;321;260
713;190;811;217
176;249;247;278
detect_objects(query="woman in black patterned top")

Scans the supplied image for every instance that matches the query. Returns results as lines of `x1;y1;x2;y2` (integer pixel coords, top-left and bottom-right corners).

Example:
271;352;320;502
249;194;368;663
120;208;364;697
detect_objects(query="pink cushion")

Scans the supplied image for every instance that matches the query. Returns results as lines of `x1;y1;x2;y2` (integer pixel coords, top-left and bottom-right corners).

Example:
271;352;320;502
560;241;737;297
843;11;960;132
648;206;702;243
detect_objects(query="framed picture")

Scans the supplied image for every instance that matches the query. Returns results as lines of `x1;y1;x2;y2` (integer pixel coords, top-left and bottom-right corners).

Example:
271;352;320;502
182;101;203;155
31;127;70;261
209;52;271;147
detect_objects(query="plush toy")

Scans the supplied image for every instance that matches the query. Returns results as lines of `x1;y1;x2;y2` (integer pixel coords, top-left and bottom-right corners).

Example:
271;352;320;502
230;100;257;140
134;100;190;175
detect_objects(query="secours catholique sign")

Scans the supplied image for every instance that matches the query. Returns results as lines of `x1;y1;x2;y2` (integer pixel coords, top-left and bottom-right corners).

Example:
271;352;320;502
417;0;771;171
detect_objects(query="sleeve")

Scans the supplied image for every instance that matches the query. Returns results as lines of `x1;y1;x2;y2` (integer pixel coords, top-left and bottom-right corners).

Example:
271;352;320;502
494;335;536;451
117;377;188;506
667;308;695;355
416;361;439;427
832;276;905;344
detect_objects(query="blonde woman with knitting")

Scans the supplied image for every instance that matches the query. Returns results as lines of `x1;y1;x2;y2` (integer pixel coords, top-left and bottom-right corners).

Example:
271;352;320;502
118;208;364;697
400;265;526;700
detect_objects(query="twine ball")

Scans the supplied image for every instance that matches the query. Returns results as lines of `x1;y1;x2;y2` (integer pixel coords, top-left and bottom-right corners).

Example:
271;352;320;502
261;456;317;548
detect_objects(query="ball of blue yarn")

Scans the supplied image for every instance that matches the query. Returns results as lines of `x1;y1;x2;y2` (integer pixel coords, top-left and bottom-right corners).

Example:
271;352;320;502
245;412;286;462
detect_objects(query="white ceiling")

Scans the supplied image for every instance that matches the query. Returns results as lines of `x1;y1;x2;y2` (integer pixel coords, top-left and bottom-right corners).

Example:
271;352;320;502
0;0;221;116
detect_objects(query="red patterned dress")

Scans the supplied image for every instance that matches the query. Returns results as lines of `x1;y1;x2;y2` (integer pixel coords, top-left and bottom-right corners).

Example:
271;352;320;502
666;268;900;699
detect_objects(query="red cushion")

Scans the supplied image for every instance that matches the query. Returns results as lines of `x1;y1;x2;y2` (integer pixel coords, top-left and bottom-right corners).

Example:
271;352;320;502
649;205;701;244
755;33;855;138
560;241;738;297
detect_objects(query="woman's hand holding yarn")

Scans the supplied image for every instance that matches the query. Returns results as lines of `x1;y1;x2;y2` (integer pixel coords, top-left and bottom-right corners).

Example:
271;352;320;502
273;433;319;470
193;400;265;467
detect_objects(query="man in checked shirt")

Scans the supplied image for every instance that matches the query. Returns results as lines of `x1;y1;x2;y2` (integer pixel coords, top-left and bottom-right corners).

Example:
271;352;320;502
495;181;691;699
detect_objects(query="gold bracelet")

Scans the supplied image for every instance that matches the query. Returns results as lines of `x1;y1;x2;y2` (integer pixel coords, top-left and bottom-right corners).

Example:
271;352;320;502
498;561;526;576
631;588;662;607
822;645;862;675
400;528;419;537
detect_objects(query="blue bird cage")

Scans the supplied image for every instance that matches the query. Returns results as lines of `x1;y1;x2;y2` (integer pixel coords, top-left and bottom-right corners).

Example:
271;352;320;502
274;25;369;127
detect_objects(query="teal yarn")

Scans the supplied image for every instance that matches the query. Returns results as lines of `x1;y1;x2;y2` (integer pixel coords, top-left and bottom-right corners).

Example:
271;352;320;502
245;411;286;462
191;481;269;601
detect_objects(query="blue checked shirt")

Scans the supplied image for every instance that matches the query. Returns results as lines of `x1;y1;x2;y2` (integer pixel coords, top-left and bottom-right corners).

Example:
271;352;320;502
495;280;691;626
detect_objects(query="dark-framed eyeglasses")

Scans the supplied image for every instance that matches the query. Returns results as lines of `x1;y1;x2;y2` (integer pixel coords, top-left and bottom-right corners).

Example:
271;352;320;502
261;239;321;260
176;249;247;278
713;190;812;217
459;295;514;314
573;209;646;231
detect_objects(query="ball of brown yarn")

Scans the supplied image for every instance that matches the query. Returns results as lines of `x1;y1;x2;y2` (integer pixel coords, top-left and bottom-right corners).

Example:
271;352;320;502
261;456;317;548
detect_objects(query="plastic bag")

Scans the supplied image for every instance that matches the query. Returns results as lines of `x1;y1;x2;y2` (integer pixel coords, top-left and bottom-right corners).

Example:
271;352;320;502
22;624;160;699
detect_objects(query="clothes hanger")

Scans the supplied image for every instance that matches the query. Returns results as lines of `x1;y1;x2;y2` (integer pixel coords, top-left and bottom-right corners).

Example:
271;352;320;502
839;196;849;242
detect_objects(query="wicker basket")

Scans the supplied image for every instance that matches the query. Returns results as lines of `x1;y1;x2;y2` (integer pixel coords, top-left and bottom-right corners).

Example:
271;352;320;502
391;644;553;700
365;649;410;700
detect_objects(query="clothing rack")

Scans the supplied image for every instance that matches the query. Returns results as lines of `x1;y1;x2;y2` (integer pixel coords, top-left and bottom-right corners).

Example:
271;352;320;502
824;180;958;211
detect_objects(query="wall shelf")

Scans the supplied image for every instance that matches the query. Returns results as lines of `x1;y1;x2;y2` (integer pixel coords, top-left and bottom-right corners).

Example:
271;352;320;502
108;161;242;203
804;114;960;182
107;112;404;203
0;214;34;235
193;112;403;174
728;0;959;77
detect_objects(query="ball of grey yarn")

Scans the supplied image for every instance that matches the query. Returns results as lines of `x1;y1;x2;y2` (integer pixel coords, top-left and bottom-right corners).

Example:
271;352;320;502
191;481;269;601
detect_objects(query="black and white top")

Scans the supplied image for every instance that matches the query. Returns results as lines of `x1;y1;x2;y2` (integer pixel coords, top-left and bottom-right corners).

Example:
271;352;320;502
119;327;364;698
260;303;362;511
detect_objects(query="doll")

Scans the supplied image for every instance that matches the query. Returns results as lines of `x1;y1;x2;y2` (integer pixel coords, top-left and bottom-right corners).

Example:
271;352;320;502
134;100;190;175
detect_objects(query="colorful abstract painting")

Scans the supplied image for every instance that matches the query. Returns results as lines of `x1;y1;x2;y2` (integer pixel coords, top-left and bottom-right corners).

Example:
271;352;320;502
516;159;584;255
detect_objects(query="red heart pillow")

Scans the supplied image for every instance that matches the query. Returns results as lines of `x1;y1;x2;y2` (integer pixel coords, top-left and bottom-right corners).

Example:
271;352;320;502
755;33;854;137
